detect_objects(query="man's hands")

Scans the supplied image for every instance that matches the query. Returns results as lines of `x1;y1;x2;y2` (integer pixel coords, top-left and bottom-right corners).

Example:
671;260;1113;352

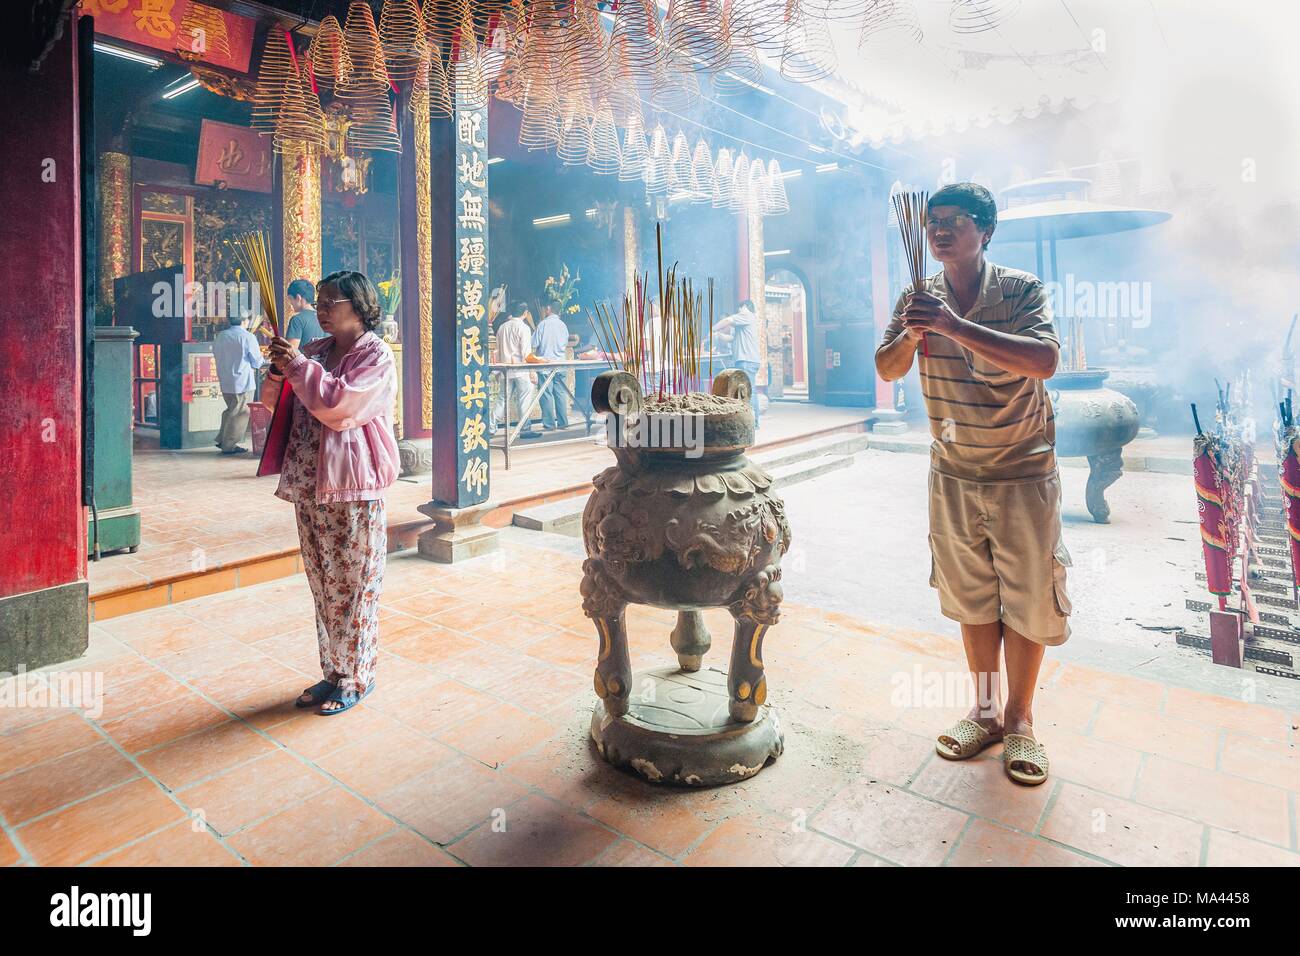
901;291;965;340
268;336;300;372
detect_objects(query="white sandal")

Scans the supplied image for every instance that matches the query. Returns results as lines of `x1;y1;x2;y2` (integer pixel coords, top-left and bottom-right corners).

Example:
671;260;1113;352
935;718;1003;760
1003;733;1050;786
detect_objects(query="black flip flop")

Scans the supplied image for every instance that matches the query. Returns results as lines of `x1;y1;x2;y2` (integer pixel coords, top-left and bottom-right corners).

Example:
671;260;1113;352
295;679;337;709
318;682;375;716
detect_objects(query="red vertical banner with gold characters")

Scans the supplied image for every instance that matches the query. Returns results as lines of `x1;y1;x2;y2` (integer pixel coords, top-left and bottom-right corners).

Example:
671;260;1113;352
453;97;490;507
281;143;321;316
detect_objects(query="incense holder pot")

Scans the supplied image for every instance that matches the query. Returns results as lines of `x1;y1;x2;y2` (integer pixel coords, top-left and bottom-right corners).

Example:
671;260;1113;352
1049;368;1140;523
580;369;790;786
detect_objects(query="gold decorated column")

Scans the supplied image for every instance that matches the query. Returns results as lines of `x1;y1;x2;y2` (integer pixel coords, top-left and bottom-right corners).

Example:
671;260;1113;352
415;91;433;432
281;143;322;315
98;151;131;320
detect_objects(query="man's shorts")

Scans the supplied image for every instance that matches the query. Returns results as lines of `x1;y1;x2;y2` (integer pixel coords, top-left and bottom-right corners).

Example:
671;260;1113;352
927;468;1072;646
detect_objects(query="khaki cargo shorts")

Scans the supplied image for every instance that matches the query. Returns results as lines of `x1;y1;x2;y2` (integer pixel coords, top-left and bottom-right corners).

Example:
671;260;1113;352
927;468;1072;646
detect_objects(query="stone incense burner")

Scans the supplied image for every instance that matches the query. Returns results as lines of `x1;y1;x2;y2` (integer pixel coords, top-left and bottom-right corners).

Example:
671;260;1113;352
580;369;791;786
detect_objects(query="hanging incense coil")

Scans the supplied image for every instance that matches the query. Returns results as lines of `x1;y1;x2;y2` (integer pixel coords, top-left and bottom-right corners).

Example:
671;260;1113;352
557;97;593;166
746;158;768;214
336;1;385;100
949;0;1022;34
859;0;923;46
726;0;790;52
619;114;649;182
690;138;714;201
380;0;427;82
664;0;732;73
669;130;694;192
559;3;611;88
712;147;734;207
275;63;326;151
711;43;763;96
650;58;700;113
176;1;231;61
802;0;874;21
603;33;647;127
252;28;294;136
780;5;838;83
587;102;622;175
644;124;671;195
306;15;348;92
421;0;462;55
348;100;402;152
517;85;561;150
448;2;490;110
765;159;790;214
609;0;668;83
728;150;751;213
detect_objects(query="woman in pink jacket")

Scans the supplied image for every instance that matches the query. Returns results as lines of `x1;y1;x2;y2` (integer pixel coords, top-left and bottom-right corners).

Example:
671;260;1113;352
266;271;399;715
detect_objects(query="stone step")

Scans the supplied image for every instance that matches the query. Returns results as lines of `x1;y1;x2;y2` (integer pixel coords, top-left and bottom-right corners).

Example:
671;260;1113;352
512;495;590;534
768;452;855;489
751;431;870;470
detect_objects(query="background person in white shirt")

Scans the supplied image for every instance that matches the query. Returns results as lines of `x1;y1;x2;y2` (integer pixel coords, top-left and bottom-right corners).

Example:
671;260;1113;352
714;299;762;427
212;313;266;454
493;300;540;439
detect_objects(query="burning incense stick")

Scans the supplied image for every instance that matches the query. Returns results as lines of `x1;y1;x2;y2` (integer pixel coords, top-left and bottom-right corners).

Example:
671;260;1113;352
227;230;280;338
892;189;930;358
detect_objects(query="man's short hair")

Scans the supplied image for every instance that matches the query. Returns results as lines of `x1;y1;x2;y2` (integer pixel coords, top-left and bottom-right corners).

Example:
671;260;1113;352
928;183;998;247
228;314;246;326
286;279;315;304
738;299;755;312
510;299;530;318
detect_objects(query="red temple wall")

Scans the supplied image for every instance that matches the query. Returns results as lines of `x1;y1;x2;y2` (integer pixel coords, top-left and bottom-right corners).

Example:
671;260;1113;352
0;19;86;599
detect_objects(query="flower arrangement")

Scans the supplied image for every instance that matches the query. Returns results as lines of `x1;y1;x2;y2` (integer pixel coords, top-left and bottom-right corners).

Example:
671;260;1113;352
544;263;582;315
377;273;401;317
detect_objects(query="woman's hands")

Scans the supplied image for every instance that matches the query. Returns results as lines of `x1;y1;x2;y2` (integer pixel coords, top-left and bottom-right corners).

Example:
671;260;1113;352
268;336;300;372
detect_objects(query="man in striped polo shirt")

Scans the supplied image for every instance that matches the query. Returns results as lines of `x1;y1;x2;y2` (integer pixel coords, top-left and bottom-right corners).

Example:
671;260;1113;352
875;182;1070;787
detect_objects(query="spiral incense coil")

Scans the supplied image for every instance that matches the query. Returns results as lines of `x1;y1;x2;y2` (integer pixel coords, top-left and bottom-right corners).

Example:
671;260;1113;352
421;0;462;55
252;28;294;135
379;0;427;82
859;0;923;46
556;95;593;166
779;5;838;83
336;1;385;100
746;158;769;214
618;114;649;182
448;2;489;110
306;15;348;92
274;64;326;151
665;0;732;73
711;43;763;96
348;97;402;152
712;147;734;207
802;0;874;21
668;130;694;192
176;1;231;61
559;3;611;88
690;138;714;201
517;84;561;150
949;0;1022;34
608;0;668;85
644;124;671;195
587;102;622;175
765;158;790;214
649;57;700;112
726;0;790;51
728;150;751;213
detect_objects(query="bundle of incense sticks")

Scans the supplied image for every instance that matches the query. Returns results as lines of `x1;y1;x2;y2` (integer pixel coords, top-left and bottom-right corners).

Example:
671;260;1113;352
227;230;280;338
892;189;930;357
584;223;716;398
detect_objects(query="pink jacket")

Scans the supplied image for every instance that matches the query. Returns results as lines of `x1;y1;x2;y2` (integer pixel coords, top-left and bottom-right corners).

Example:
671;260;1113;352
273;331;400;504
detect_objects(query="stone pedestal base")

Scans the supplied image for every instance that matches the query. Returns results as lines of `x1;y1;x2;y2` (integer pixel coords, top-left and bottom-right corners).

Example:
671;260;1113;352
590;665;783;787
872;420;908;435
416;501;498;563
397;438;433;477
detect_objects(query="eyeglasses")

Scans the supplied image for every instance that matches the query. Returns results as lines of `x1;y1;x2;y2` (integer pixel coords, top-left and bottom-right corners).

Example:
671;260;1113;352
925;213;977;231
317;297;349;309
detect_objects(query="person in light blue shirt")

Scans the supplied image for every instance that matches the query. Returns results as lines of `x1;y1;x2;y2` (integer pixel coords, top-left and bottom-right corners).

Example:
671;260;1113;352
532;304;572;430
212;314;266;454
714;299;762;427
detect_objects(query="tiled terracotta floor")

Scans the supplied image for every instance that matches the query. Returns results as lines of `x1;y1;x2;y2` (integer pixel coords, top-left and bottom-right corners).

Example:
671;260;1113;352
89;403;869;599
6;540;1299;867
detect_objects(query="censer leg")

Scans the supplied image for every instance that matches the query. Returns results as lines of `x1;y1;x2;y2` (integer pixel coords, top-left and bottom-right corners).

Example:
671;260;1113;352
591;610;632;718
1085;449;1124;524
726;618;769;724
670;610;711;672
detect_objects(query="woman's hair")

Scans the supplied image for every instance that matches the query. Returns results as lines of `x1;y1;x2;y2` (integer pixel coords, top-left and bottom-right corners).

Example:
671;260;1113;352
319;270;381;331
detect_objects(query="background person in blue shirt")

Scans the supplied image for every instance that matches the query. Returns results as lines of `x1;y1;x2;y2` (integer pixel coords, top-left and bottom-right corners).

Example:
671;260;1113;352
714;299;762;428
532;303;571;430
212;313;266;454
285;278;326;347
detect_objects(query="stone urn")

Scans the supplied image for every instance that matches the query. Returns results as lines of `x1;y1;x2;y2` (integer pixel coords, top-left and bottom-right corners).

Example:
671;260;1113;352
1049;368;1140;523
581;369;790;786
